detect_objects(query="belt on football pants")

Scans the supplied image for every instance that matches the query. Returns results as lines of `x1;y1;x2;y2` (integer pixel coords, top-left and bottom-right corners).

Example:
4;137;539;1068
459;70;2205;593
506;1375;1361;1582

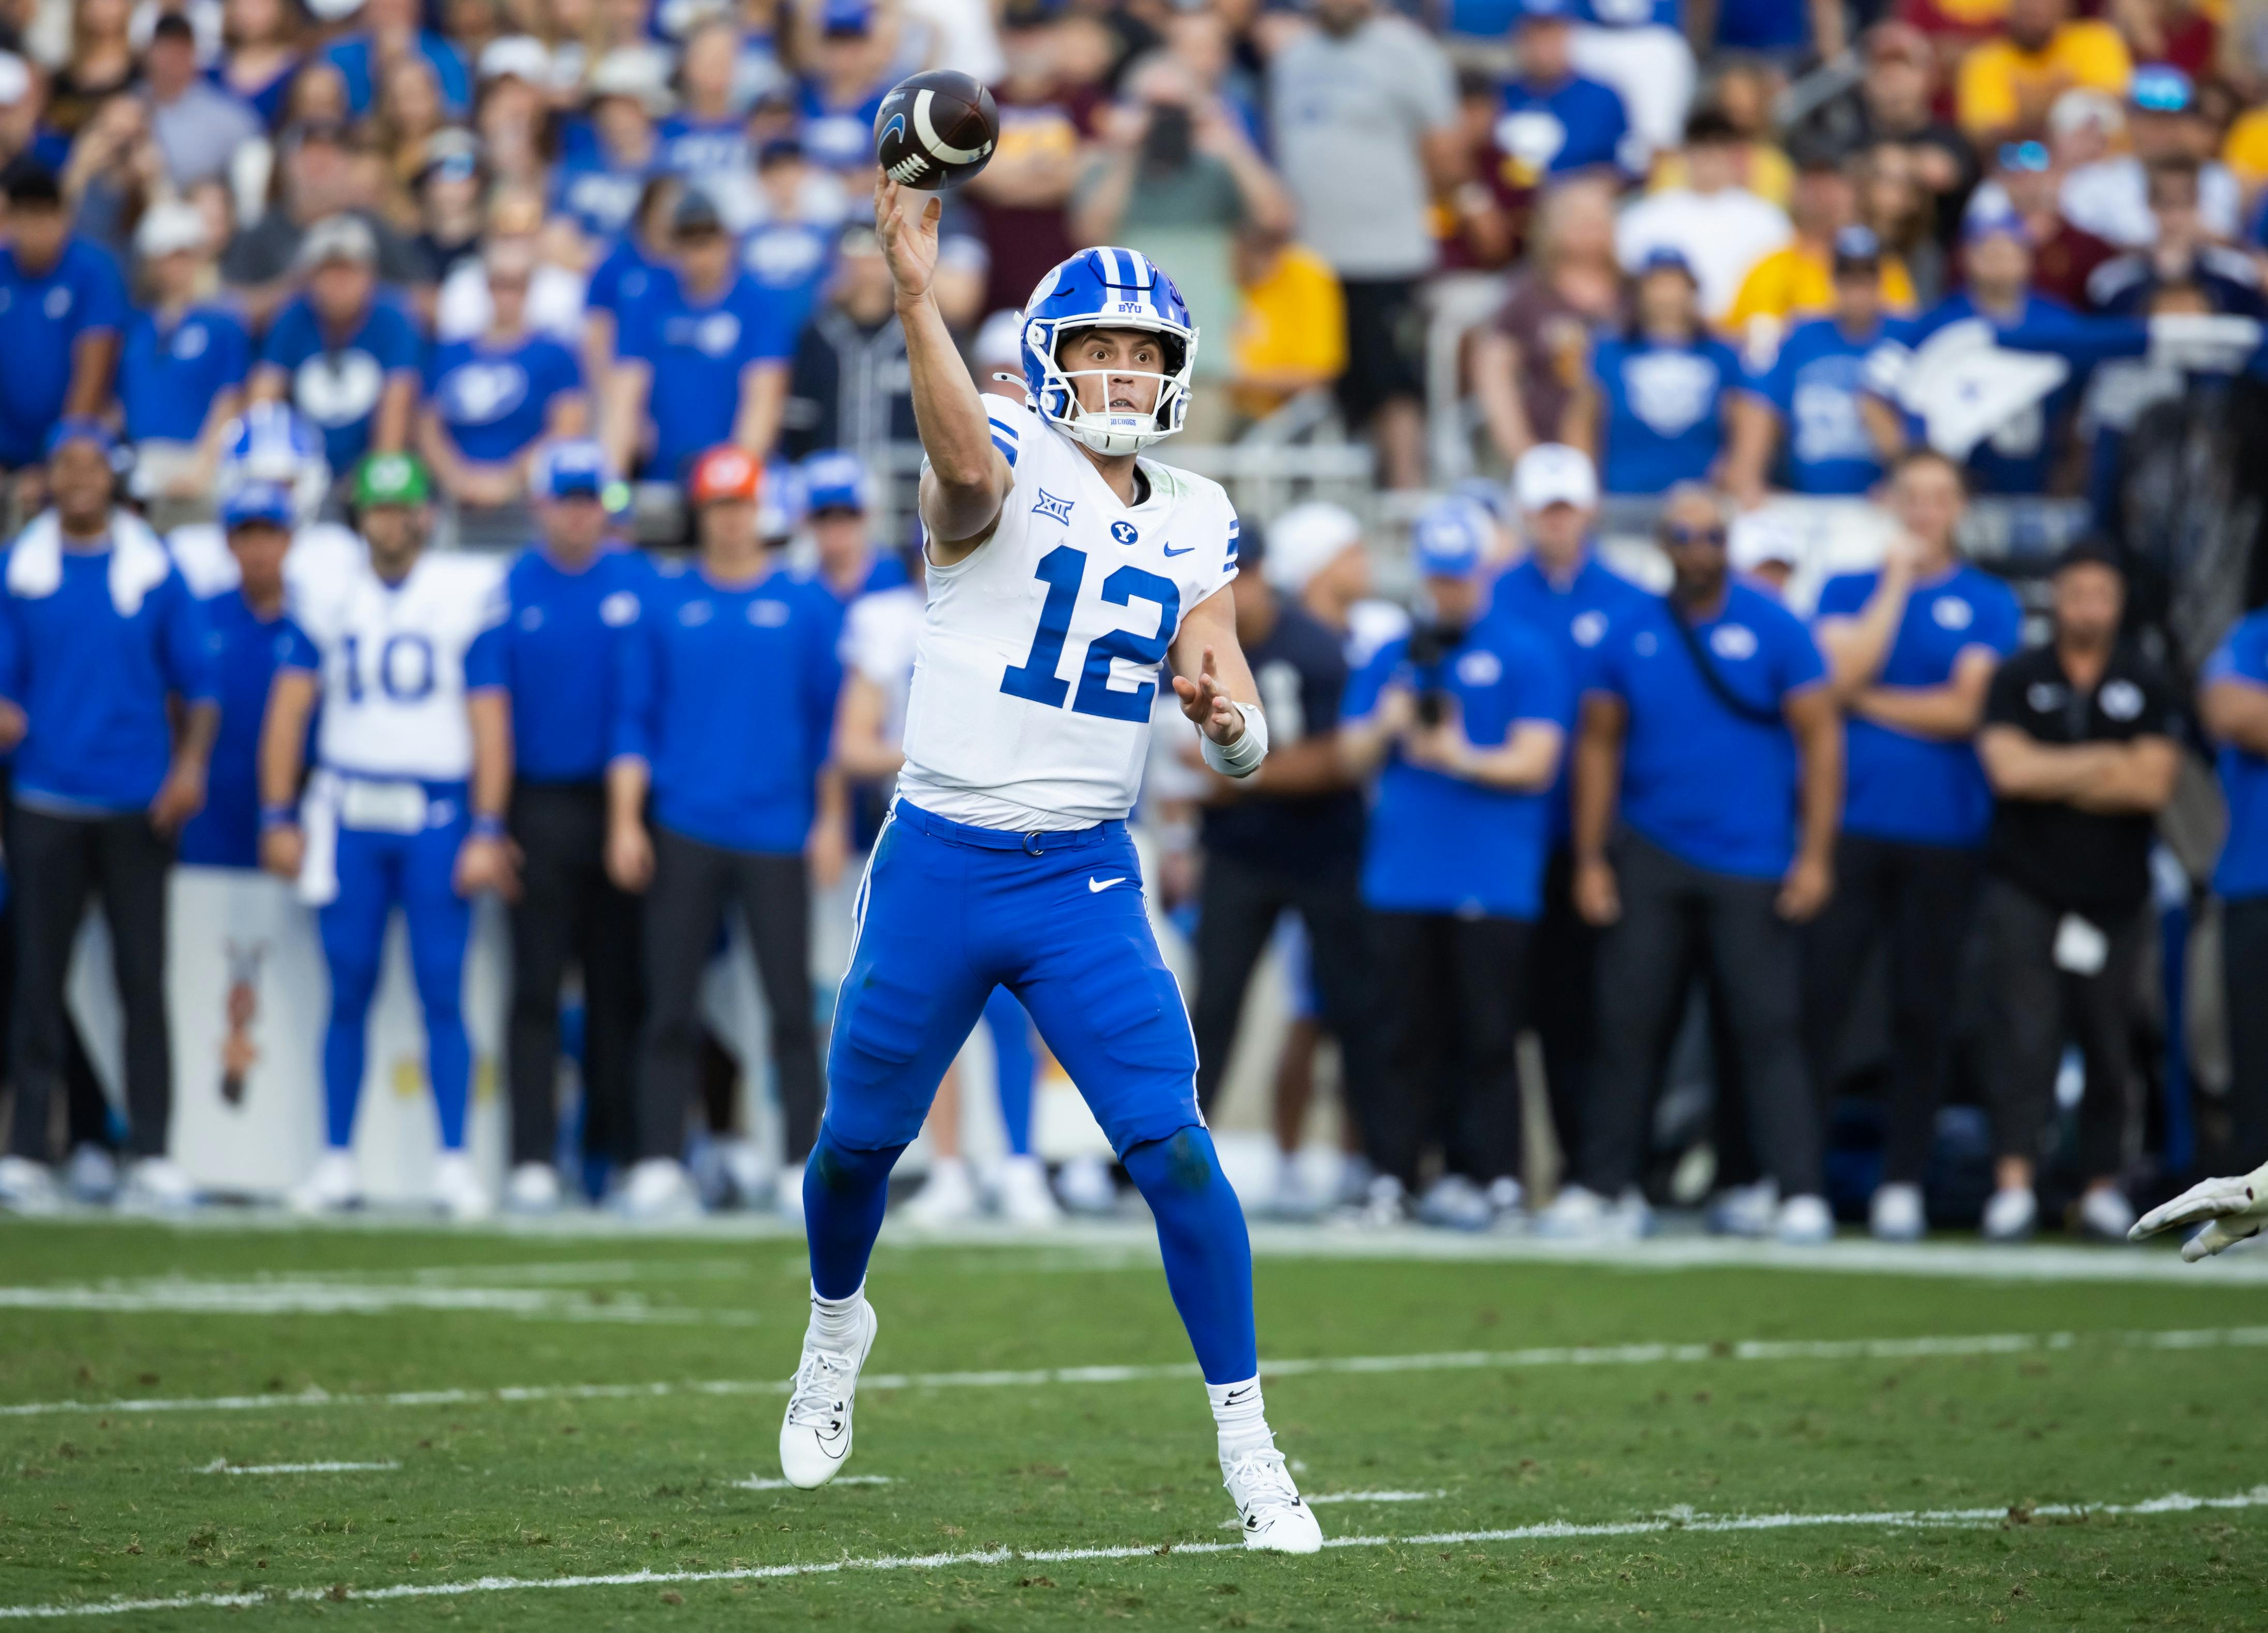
891;799;1123;857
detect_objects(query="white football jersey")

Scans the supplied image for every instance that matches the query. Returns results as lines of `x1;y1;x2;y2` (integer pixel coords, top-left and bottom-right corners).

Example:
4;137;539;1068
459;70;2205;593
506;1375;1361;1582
896;398;1241;830
288;545;508;782
841;582;925;748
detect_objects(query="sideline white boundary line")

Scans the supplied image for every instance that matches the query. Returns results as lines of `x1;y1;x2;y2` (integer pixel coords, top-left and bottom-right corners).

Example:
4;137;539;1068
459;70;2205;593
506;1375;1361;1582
3;1486;2262;1620
194;1460;399;1476
0;1279;756;1325
6;1325;2265;1421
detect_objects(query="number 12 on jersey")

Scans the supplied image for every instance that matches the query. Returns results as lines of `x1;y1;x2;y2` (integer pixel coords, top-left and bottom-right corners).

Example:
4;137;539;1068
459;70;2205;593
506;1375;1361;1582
999;545;1180;723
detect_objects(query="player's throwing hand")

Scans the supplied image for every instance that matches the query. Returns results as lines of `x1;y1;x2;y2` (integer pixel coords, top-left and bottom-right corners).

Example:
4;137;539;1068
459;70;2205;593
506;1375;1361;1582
1174;646;1246;745
874;177;940;303
2129;1162;2268;1260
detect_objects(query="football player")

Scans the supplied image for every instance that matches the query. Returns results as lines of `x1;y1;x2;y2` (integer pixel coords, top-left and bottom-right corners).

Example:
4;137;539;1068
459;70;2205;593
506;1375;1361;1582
2131;1162;2268;1260
775;180;1319;1553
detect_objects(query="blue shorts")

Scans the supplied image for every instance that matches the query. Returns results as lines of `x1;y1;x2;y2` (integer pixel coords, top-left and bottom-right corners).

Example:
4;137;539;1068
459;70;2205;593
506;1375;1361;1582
824;800;1202;1157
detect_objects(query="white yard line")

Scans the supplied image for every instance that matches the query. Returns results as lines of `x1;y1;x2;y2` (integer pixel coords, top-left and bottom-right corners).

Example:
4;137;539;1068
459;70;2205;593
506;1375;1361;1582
2;1485;2262;1620
5;1324;2264;1422
194;1460;399;1475
0;1279;756;1325
1305;1490;1445;1504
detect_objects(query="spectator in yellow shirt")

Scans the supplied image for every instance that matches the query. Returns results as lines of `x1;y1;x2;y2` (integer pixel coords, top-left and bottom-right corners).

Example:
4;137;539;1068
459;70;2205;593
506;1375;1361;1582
1228;227;1347;422
1723;153;1918;363
1956;0;2133;141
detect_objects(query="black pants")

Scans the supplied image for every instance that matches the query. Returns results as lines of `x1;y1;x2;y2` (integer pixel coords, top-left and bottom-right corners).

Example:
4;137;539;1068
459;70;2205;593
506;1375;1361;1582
1802;834;1982;1186
1584;834;1821;1198
2222;895;2268;1169
1369;911;1530;1190
1190;849;1381;1137
8;805;172;1160
1980;879;2141;1182
507;782;643;1168
1530;844;1598;1170
636;825;819;1166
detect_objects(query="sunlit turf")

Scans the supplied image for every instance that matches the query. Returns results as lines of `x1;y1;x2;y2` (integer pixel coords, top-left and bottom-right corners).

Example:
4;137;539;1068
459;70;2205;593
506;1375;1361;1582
1;1218;2264;1629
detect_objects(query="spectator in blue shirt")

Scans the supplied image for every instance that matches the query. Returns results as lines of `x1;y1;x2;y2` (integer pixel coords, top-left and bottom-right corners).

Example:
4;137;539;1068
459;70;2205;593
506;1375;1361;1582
0;422;217;1215
119;202;251;505
419;242;588;526
2201;608;2268;1176
801;450;907;612
741;138;841;344
583;175;681;382
1494;0;1634;186
251;215;424;484
1573;246;1741;494
797;0;895;174
606;445;839;1218
0;162;127;484
178;482;305;871
1726;226;1910;503
495;441;653;1211
1552;483;1840;1246
1339;498;1570;1228
1805;450;2022;1242
317;0;470;119
1484;443;1648;1186
552;53;664;244
610;189;793;484
654;19;750;204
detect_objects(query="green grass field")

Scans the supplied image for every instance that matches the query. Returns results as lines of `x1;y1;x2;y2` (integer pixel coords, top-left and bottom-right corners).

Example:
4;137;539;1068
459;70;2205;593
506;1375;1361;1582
3;1217;2266;1629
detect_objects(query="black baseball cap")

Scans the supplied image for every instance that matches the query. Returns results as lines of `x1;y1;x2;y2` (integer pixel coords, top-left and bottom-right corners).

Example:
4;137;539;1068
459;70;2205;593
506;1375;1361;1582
672;188;725;237
1;157;60;207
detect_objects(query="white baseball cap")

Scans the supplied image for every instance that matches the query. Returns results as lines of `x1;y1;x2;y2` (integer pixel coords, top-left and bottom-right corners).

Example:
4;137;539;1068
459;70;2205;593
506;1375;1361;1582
974;307;1024;372
0;52;31;108
1729;511;1803;574
1263;502;1363;593
479;35;553;84
135;199;210;259
1513;443;1599;513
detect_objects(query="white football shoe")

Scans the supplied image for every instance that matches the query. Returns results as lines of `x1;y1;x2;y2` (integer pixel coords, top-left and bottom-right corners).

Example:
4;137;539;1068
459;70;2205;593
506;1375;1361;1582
994;1154;1063;1227
1774;1193;1833;1246
1706;1179;1778;1238
118;1156;198;1215
1869;1183;1926;1242
65;1143;119;1205
1982;1185;2037;1243
1056;1153;1118;1216
433;1152;492;1222
0;1155;61;1214
1223;1447;1323;1554
1415;1173;1494;1232
289;1150;362;1215
1533;1183;1608;1240
506;1161;563;1214
622;1157;702;1221
779;1297;878;1489
2077;1185;2136;1242
903;1157;979;1228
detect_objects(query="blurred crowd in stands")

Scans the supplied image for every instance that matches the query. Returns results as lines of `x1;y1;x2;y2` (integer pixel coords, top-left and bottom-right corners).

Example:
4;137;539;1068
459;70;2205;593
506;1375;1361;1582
1;0;2267;1246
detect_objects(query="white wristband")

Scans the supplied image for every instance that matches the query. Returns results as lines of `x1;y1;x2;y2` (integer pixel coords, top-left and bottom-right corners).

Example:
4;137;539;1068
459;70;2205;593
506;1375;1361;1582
1200;701;1268;778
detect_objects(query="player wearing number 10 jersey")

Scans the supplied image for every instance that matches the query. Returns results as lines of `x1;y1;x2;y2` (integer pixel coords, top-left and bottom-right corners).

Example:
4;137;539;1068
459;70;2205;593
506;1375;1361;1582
776;181;1320;1553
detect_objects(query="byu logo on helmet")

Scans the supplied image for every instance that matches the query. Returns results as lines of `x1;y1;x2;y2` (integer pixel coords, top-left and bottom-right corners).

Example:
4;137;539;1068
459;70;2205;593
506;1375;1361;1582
1021;247;1200;458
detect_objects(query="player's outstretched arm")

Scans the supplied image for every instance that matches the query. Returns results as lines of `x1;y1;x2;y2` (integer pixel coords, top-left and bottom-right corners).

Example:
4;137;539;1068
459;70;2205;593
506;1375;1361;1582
2130;1161;2268;1260
877;176;1010;563
1170;586;1267;777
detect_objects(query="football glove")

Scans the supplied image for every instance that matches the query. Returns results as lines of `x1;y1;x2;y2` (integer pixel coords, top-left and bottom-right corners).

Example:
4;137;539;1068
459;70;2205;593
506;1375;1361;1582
2128;1161;2268;1261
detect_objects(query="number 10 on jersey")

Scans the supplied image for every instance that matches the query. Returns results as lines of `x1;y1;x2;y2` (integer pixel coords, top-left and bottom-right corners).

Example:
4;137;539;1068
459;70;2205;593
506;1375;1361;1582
999;546;1180;722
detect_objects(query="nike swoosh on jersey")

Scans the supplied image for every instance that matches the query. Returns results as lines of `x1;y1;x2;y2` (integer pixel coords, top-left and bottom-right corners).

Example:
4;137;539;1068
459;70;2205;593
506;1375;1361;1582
1088;876;1128;893
1161;544;1196;557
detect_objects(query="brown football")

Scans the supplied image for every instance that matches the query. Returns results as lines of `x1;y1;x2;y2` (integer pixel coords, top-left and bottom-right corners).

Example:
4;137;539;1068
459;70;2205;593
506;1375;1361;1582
874;70;998;190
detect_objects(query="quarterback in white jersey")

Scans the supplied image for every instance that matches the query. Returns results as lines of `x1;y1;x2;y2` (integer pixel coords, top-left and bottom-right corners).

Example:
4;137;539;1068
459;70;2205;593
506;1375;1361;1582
257;452;515;1223
777;182;1319;1553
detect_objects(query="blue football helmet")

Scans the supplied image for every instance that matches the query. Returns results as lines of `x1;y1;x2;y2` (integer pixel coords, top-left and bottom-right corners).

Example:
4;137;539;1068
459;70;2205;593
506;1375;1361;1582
1021;247;1198;457
218;403;329;526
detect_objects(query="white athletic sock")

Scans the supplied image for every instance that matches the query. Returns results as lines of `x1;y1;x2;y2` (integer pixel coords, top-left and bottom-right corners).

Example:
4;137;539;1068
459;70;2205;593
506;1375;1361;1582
807;1281;866;1350
1208;1376;1274;1467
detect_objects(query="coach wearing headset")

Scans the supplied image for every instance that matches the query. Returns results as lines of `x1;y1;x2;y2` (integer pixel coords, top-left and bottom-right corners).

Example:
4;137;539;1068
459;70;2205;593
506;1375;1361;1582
0;420;217;1214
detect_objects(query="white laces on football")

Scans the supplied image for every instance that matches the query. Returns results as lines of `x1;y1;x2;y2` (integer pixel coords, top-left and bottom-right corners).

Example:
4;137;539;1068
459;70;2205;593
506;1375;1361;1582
785;1345;857;1431
1224;1447;1303;1513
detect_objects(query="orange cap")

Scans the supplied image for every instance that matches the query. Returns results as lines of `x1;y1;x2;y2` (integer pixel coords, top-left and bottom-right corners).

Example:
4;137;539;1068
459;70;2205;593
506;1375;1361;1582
688;444;762;505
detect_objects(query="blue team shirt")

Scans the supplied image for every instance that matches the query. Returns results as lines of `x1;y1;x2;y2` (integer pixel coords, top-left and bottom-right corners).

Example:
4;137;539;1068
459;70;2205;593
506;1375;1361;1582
2206;611;2268;899
179;591;305;867
619;273;794;476
611;562;841;853
496;545;654;785
1486;550;1651;842
1749;315;1908;495
1579;0;1680;23
1591;330;1740;495
1344;613;1572;920
0;545;218;812
1590;583;1826;878
741;220;835;341
1496;75;1630;179
317;31;469;117
586;236;670;323
0;239;129;467
425;334;584;465
119;303;252;444
259;295;424;476
797;80;889;171
552;148;650;241
208;59;298;128
1814;564;2022;848
655;115;749;194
